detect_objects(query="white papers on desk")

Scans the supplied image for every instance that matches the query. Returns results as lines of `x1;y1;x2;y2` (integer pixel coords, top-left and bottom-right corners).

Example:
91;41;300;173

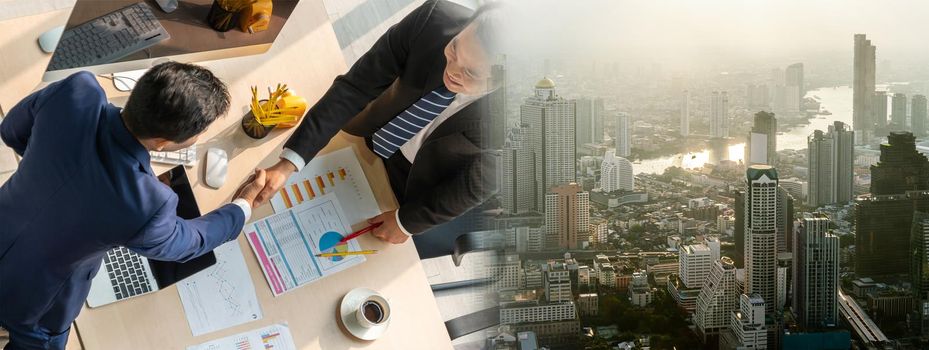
177;241;263;336
186;323;296;350
270;146;380;226
246;194;365;296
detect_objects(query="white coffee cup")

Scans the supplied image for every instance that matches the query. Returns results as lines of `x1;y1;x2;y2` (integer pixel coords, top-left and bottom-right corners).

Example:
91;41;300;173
355;294;391;329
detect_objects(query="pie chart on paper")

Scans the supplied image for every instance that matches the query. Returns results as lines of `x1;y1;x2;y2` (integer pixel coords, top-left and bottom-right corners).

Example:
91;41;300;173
319;231;349;261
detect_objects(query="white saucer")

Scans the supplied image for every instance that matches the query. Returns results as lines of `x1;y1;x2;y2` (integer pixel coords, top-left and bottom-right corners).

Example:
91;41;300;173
339;288;390;341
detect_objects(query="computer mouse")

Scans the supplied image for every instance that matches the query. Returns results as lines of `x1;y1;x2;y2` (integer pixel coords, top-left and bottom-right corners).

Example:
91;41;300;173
37;25;65;53
205;148;228;189
155;0;179;13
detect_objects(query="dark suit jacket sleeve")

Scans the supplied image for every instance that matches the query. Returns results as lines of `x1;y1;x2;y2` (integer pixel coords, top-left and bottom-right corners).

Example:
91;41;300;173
1;72;96;156
283;0;439;161
397;150;497;234
125;197;245;262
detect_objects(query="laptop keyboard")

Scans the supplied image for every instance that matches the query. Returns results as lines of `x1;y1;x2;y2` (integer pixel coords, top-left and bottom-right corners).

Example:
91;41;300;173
103;247;153;300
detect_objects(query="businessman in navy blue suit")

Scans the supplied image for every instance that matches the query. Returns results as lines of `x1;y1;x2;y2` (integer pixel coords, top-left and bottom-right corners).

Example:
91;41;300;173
0;62;267;350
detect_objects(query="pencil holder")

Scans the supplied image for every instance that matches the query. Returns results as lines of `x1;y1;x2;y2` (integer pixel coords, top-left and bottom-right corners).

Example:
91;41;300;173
207;0;242;32
241;100;275;139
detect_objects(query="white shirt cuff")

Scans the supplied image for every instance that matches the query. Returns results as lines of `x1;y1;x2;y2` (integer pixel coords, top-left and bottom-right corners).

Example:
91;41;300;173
394;210;413;236
232;198;252;225
280;148;306;172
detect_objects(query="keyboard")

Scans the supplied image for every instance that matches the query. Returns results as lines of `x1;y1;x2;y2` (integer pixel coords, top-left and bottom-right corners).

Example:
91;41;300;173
150;145;198;167
103;247;154;301
48;2;170;71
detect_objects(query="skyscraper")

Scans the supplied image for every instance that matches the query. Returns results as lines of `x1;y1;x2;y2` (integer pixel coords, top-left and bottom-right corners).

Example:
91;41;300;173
857;132;929;277
489;63;507;149
776;187;795;254
522;77;576;209
695;257;739;341
912;95;928;137
734;190;746;268
747;111;777;166
502;125;536;214
853;34;877;139
891;93;908;130
792;213;839;329
873;91;888;132
544;183;589;250
600;149;634;192
786;63;805;109
575;97;604;148
807;121;855;207
911;211;929;337
745;165;778;315
681;90;690;136
711;91;729;138
614;113;631;157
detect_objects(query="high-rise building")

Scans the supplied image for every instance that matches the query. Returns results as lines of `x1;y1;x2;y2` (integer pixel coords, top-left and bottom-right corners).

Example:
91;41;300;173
711;91;729;138
575;97;604;148
745;165;779;315
681;244;713;289
776;187;795;254
734;190;746;268
502;125;536;214
891;93;908;130
870;132;929;196
600;149;634;193
912;95;928;137
857;132;929;277
489;63;507;149
911;211;929;338
614;113;631;157
748;111;777;166
695;257;740;340
792;213;839;329
786;63;805;109
807;121;855;207
544;183;589;250
681;90;690;136
853;34;877;139
873;91;888;132
522;77;576;210
725;294;768;349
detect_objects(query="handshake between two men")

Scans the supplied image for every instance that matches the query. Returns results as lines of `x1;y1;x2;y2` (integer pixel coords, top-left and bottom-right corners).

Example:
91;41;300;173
233;159;410;245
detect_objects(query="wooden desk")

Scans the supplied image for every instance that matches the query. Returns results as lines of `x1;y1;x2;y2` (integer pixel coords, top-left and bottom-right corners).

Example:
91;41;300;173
0;1;453;349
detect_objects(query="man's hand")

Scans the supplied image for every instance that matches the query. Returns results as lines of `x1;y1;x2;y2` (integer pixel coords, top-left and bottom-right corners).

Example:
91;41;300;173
255;159;298;206
368;210;409;244
234;169;268;208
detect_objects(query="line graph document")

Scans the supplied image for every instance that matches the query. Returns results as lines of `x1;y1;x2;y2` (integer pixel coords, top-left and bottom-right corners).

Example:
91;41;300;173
246;194;365;297
186;323;295;350
177;241;263;336
270;146;380;226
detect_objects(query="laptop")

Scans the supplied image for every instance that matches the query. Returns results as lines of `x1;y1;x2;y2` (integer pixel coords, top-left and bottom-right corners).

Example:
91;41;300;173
86;165;216;308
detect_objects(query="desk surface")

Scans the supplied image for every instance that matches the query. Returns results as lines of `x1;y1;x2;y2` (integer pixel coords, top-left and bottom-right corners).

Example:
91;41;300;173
0;1;453;349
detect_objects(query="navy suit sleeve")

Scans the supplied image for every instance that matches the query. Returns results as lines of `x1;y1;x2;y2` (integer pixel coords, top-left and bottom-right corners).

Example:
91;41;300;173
282;0;437;161
0;72;98;156
125;197;246;262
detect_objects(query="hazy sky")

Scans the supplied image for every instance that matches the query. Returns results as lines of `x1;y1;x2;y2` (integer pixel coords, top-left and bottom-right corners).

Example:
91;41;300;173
499;0;929;69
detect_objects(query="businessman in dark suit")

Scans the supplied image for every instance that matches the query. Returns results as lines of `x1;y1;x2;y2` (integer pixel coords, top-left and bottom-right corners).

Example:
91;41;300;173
256;0;499;255
0;62;266;350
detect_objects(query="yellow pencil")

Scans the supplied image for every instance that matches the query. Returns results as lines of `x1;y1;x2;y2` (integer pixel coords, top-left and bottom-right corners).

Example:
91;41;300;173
315;250;378;257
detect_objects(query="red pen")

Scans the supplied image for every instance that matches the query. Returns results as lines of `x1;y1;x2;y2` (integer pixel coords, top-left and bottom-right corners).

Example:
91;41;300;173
338;222;384;243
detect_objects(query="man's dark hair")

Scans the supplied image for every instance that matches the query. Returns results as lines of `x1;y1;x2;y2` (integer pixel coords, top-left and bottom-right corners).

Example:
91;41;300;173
122;61;230;143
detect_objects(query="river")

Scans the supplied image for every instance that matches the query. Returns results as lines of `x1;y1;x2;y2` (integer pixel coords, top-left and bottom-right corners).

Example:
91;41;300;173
634;85;855;174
